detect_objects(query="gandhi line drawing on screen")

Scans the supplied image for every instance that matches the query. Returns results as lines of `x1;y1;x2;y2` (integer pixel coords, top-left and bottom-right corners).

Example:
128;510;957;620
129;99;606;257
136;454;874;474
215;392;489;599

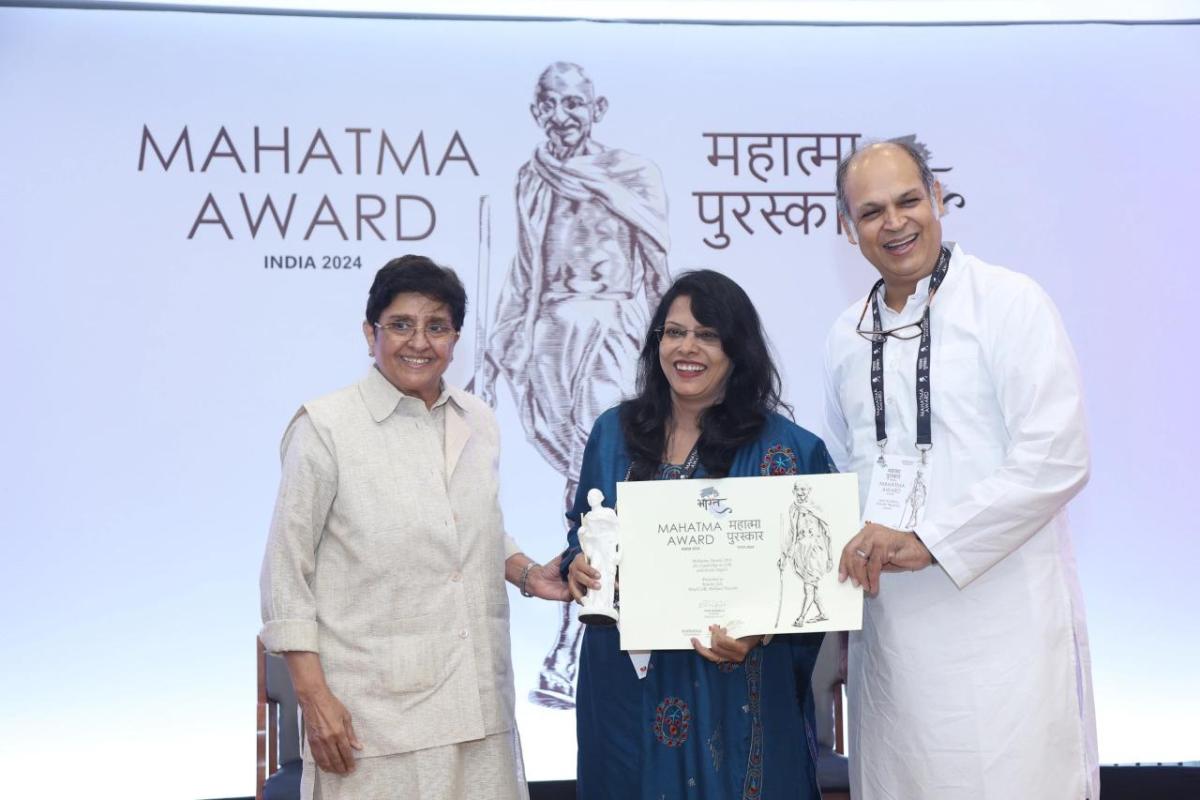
476;62;671;708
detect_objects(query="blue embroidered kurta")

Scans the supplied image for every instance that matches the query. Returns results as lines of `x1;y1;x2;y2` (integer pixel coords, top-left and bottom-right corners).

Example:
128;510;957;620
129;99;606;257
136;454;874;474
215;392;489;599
561;407;832;799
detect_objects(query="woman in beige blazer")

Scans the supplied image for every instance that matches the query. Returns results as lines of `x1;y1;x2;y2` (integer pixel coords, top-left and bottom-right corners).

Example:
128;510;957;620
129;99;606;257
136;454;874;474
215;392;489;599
260;254;568;800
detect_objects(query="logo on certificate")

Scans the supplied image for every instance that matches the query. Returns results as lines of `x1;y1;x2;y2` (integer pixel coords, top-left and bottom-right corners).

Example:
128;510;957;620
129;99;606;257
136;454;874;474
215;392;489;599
697;486;733;517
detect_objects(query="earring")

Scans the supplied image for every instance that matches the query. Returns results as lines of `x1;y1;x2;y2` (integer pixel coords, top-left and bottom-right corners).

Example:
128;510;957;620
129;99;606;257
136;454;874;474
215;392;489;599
368;350;374;358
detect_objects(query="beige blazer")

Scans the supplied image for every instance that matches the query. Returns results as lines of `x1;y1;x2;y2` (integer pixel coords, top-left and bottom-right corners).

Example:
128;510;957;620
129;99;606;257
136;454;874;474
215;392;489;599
260;367;516;757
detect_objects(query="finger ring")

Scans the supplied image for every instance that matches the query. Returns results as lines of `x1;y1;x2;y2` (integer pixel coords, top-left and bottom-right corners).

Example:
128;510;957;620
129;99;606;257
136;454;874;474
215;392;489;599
855;548;869;559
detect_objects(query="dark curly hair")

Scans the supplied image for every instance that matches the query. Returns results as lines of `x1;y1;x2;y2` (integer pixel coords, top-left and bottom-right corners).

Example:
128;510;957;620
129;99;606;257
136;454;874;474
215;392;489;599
620;269;789;480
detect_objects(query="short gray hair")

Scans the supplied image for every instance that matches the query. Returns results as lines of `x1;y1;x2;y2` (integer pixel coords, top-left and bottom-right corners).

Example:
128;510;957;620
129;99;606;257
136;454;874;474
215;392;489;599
835;137;937;222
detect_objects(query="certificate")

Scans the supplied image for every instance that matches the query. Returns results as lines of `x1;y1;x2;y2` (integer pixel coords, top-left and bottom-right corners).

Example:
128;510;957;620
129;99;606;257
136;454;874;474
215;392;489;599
616;473;862;650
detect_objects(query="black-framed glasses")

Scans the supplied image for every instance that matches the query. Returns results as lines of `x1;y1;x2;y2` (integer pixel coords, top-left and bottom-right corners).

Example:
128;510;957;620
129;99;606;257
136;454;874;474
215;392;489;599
374;321;459;341
853;282;937;343
654;325;723;346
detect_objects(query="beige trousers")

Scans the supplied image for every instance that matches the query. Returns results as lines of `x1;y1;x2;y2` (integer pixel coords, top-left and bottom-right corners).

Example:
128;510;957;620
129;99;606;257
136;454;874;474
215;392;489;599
301;730;528;800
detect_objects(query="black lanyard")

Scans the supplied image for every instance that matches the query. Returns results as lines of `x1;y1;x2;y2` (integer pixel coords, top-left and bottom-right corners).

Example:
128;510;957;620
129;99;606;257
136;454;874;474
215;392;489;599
869;246;950;459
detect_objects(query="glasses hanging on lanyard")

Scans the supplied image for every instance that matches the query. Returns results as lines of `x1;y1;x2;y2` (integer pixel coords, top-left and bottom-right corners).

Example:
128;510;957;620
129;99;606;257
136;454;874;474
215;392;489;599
858;246;951;466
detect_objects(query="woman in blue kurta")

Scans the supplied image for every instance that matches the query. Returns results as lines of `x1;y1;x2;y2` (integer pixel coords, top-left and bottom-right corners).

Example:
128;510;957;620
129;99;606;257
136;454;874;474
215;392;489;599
561;270;831;799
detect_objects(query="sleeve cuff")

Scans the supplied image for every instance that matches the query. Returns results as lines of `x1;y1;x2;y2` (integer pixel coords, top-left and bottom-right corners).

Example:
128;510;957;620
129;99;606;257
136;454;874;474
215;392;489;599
914;524;973;590
260;619;320;654
559;545;582;582
503;534;521;560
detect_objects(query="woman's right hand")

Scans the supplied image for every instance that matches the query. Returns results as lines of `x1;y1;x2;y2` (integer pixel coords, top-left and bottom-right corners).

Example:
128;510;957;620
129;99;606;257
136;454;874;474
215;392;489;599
567;552;602;602
298;686;364;774
284;651;363;774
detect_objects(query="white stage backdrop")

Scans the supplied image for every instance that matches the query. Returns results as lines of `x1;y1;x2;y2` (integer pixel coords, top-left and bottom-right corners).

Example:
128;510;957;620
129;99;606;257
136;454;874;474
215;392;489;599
1;8;1197;799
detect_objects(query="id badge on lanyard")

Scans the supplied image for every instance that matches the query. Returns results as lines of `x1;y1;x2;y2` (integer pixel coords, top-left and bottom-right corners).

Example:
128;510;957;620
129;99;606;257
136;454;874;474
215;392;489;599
863;454;932;529
860;246;949;530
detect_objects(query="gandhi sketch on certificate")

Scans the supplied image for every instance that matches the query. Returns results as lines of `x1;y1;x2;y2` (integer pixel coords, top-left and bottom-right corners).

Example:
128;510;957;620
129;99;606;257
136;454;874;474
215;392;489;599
776;482;834;628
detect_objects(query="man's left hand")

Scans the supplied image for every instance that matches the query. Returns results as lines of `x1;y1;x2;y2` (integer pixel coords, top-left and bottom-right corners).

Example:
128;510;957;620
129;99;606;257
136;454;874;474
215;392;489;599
838;522;934;596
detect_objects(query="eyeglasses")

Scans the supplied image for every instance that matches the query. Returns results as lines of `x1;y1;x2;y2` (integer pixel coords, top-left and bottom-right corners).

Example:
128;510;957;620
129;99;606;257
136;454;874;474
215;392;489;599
853;282;938;343
654;325;723;346
373;321;459;341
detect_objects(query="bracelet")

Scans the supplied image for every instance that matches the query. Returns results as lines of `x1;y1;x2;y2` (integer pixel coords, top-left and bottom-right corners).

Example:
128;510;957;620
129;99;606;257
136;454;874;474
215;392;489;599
519;562;538;598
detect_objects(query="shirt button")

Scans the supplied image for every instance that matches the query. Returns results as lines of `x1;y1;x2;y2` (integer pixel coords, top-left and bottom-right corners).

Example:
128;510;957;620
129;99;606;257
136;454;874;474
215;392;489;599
459;629;469;639
450;572;463;583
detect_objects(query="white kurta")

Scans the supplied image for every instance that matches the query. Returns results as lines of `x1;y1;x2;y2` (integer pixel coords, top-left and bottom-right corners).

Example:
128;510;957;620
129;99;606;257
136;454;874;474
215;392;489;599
822;243;1099;800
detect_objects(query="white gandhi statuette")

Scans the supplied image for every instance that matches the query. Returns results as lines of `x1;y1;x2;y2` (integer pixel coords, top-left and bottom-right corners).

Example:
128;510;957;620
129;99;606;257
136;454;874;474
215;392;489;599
578;488;621;626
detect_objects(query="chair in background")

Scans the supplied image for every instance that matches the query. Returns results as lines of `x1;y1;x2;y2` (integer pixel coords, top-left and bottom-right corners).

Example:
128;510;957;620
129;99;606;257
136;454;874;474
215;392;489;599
811;631;850;800
253;632;850;800
257;638;302;800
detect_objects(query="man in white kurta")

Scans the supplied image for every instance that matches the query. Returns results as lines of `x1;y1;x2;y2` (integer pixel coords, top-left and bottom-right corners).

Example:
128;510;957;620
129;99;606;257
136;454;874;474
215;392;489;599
824;141;1098;799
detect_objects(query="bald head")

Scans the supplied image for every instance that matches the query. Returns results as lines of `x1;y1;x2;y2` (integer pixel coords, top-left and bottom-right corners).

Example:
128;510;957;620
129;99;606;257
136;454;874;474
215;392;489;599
535;61;594;101
836;139;936;222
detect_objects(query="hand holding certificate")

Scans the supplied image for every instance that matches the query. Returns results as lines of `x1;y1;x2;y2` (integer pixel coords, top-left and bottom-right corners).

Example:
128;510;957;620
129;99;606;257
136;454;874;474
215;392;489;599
557;269;848;795
616;472;862;651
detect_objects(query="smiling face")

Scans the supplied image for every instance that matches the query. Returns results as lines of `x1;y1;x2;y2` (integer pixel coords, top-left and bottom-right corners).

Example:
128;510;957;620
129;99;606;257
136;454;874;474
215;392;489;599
658;295;732;411
840;143;945;294
531;64;607;157
362;292;457;407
